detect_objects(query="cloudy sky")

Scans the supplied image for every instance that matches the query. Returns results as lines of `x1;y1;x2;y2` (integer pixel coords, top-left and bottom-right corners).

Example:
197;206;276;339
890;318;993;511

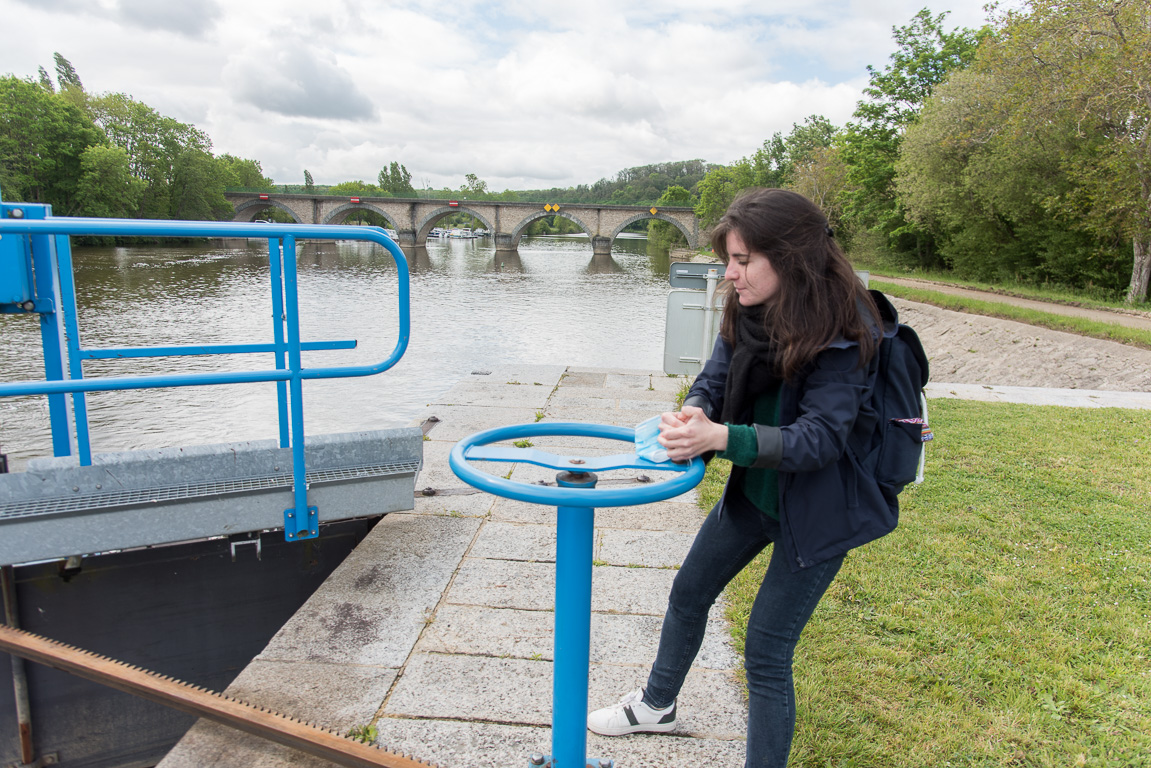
2;0;1002;191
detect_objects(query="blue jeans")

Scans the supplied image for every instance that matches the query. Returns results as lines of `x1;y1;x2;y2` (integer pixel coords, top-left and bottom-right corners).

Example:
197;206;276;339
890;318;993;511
644;488;844;767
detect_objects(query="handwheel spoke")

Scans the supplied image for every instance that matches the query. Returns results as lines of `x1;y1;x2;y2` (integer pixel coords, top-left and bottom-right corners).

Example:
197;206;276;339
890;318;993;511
464;445;676;472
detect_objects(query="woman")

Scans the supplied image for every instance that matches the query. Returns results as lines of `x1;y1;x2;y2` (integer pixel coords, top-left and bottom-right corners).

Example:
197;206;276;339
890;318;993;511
588;188;896;766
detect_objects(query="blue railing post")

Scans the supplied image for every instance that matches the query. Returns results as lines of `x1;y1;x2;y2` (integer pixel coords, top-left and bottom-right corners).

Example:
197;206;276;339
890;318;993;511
25;207;74;459
268;237;291;448
53;234;93;464
279;234;317;540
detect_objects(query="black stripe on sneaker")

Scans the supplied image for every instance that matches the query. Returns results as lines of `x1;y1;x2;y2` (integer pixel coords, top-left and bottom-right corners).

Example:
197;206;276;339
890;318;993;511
659;703;676;724
623;705;639;726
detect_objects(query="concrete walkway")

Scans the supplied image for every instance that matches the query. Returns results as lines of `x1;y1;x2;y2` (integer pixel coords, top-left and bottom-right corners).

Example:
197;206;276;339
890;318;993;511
159;365;746;768
157;367;1151;768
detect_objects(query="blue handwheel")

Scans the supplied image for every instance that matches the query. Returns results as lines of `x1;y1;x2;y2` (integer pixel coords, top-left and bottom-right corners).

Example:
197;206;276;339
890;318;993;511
448;421;704;506
449;421;704;768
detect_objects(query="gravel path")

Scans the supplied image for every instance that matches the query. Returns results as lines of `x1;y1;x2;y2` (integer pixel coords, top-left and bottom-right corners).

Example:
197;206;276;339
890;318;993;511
895;298;1151;392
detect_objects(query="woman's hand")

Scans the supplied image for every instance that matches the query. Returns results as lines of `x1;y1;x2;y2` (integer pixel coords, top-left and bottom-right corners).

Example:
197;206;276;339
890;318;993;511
657;406;728;461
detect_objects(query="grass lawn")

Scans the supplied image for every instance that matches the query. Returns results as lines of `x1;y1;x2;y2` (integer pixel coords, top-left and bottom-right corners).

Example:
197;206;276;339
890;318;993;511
707;399;1151;767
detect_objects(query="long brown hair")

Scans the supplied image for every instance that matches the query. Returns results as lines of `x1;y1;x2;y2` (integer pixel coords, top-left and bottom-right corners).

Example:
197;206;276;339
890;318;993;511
712;188;878;381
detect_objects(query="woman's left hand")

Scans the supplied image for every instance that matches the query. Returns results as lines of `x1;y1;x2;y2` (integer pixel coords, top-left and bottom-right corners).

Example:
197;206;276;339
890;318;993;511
657;406;729;461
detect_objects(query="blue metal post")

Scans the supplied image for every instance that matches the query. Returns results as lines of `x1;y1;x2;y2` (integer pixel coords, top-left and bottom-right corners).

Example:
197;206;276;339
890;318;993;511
53;235;93;464
279;235;317;540
268;237;290;448
25;209;74;458
552;471;598;768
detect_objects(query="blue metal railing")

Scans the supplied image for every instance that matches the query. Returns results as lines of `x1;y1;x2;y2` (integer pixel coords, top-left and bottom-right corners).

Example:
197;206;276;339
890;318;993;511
0;203;410;541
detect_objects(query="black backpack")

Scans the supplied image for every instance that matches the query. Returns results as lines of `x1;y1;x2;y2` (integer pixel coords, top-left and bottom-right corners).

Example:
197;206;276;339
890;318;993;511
855;289;932;496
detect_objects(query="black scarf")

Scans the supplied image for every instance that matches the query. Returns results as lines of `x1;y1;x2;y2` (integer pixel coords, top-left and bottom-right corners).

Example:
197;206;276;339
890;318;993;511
720;305;781;424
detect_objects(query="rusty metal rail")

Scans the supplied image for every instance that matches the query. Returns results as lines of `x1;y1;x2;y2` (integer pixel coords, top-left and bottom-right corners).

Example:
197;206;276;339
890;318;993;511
0;624;437;768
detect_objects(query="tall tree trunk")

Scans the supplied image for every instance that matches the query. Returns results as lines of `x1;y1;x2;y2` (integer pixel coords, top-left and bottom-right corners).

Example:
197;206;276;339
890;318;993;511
1128;236;1150;304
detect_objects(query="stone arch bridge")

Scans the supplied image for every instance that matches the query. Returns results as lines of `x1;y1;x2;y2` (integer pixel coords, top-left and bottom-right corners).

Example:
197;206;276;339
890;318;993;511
224;193;700;255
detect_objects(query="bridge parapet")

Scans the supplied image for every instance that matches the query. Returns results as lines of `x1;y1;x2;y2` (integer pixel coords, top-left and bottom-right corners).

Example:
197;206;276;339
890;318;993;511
225;193;700;253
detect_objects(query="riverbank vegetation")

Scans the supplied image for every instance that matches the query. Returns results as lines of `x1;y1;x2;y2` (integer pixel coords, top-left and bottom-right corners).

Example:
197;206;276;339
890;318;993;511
701;400;1151;766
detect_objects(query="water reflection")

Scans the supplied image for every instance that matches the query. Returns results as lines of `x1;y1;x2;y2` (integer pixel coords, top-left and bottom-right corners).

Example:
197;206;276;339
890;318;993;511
0;234;676;468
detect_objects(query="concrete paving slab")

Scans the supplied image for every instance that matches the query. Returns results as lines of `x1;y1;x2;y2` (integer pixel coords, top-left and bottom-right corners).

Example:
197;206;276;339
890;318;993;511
225;659;397;731
446;558;680;616
432;381;553;409
556;370;608;388
411;491;493;518
597;527;695;568
417;604;737;671
593;501;707;532
159;720;339;768
408;404;544;441
258;513;480;667
461;364;567;387
927;381;1151;409
371;718;747;768
549;386;675;404
387;653;745;739
544;406;677;426
468;520;557;561
488;498;706;532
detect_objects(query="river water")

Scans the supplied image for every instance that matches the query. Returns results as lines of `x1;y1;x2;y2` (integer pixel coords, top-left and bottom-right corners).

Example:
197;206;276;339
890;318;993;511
0;235;677;469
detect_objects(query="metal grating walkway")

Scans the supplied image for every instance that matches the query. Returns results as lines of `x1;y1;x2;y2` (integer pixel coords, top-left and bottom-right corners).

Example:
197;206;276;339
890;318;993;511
0;460;422;520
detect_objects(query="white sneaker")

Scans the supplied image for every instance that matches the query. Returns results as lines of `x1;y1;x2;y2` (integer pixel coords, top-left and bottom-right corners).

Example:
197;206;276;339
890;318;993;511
587;689;676;736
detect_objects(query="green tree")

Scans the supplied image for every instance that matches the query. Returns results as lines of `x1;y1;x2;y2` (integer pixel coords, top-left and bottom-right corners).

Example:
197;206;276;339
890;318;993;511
648;185;694;250
0;75;103;211
170;149;232;220
896;67;1128;291
217;154;273;189
378;162;413;195
840;9;986;264
74;144;146;218
460;173;488;196
329;180;382;196
37;66;54;92
694;163;754;229
88;92;213;219
304;169;314;191
979;0;1151;302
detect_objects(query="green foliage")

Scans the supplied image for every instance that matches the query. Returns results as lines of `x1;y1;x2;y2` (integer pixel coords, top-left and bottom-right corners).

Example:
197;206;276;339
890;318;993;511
0;74;104;213
460;173;488;196
378;161;413;194
217;154;273;190
346;723;377;744
977;0;1151;303
52;53;82;91
720;400;1151;766
303;169;314;191
648;185;694;250
695;163;754;229
840;9;986;265
170;149;233;221
75;145;145;218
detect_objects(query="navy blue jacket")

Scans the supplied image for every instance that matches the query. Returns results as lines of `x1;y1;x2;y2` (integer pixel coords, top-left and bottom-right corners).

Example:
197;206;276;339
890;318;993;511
683;330;896;571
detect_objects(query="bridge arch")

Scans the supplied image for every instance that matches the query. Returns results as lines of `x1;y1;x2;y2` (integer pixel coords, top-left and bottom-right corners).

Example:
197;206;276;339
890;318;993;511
322;203;399;228
414;206;496;243
508;210;594;249
611;212;696;248
232;198;302;224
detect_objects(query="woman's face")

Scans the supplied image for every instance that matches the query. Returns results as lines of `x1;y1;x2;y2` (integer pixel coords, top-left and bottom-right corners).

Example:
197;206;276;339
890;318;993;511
724;230;780;306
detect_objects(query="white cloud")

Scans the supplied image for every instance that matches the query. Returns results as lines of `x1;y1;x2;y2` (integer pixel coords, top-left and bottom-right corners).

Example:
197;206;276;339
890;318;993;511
0;0;1004;189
